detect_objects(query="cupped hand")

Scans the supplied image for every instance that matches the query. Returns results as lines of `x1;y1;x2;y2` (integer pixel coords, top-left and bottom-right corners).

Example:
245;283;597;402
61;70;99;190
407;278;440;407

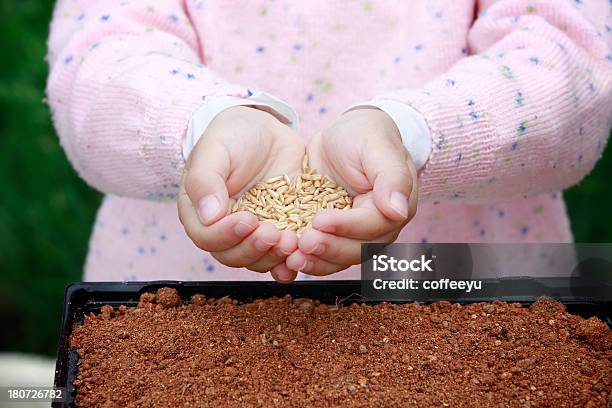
285;108;418;277
178;106;305;277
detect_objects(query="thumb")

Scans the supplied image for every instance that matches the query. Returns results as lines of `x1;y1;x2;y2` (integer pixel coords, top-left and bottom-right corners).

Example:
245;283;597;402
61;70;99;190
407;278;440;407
366;142;417;222
183;140;231;226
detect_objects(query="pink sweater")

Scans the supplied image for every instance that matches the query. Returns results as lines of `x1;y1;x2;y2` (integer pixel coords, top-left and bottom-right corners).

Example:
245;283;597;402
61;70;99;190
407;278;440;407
47;0;612;281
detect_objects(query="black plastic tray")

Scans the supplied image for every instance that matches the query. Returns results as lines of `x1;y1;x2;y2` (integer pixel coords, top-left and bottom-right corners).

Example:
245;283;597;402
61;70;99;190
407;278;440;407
53;279;612;407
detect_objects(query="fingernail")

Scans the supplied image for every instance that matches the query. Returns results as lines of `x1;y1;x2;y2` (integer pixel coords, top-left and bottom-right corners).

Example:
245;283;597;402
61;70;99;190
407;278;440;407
306;243;325;256
316;224;336;234
255;239;274;252
296;259;312;272
274;268;293;282
389;191;409;219
301;260;313;272
197;195;221;224
275;247;291;257
234;221;256;237
295;258;308;271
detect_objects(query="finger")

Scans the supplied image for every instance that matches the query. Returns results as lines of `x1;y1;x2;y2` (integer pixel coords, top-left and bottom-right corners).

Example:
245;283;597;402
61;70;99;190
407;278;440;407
286;250;347;276
362;138;417;221
311;197;401;240
275;230;299;258
271;264;298;283
211;222;281;268
287;221;402;276
184;140;231;226
298;227;403;265
178;184;258;251
246;230;298;273
245;253;283;273
298;229;362;265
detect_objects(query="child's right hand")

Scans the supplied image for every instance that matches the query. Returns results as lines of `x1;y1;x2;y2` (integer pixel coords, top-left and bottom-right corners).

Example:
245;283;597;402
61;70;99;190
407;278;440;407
178;106;305;276
285;108;418;277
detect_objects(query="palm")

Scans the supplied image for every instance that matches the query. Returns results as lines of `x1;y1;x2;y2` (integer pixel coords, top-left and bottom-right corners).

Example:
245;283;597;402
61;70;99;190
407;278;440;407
213;112;305;199
305;108;415;225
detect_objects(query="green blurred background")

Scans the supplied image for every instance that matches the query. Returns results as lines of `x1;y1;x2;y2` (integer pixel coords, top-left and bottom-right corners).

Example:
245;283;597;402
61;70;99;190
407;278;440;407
1;1;611;357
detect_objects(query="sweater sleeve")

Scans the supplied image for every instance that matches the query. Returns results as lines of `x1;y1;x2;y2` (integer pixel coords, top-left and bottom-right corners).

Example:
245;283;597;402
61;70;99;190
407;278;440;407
378;0;612;204
46;0;251;200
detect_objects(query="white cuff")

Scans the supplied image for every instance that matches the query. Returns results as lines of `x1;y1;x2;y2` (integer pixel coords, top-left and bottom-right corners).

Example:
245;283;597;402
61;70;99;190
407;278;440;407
183;91;300;159
348;99;432;169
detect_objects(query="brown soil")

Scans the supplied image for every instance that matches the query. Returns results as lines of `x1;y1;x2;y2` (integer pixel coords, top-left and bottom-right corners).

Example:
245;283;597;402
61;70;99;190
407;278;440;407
70;288;612;407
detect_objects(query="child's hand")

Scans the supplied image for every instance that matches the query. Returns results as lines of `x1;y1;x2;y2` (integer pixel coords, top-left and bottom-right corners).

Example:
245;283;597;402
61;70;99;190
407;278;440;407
178;106;305;275
285;108;418;276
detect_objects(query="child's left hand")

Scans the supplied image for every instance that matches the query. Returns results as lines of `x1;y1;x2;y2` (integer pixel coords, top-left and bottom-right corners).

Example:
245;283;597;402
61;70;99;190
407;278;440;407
283;108;418;277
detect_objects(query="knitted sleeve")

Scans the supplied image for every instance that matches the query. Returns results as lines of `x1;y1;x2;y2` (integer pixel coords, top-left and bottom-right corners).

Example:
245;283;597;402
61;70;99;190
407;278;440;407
379;0;611;203
46;0;251;200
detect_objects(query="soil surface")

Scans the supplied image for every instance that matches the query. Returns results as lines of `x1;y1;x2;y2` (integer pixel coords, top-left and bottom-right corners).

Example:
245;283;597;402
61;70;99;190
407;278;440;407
70;288;612;407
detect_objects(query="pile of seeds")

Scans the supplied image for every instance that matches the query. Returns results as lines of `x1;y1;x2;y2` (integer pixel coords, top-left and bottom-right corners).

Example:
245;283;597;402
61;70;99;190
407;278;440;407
231;157;352;233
